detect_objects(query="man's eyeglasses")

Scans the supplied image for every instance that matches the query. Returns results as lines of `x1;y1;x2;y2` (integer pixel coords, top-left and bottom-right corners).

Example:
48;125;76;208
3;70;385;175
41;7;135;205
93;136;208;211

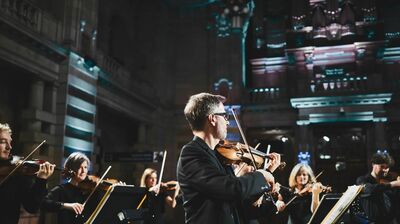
212;112;230;121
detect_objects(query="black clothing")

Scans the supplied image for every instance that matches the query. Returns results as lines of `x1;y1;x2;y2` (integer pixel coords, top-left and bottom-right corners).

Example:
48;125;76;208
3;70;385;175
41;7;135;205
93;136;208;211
143;191;168;224
0;159;48;224
356;173;400;224
41;183;86;224
177;136;274;224
280;190;313;224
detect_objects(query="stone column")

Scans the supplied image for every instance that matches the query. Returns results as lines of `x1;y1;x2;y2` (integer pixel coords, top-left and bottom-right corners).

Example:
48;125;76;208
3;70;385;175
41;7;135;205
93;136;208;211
43;82;57;114
27;80;44;132
374;121;387;151
62;0;82;49
138;123;147;144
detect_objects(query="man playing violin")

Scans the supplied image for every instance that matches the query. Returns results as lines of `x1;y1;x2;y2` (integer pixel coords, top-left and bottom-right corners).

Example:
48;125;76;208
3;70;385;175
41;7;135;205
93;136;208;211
356;152;400;224
0;122;55;224
177;93;281;224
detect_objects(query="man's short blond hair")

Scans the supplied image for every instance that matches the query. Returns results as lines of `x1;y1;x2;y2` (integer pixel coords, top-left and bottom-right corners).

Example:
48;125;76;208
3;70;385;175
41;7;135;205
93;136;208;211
0;123;12;135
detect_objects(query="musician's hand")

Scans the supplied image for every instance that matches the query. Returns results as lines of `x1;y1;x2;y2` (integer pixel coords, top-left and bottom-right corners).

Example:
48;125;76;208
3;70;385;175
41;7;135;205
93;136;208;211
149;184;161;195
252;195;263;207
312;182;323;195
266;153;281;173
257;169;275;186
391;179;400;188
173;182;181;197
274;182;281;192
63;202;84;215
36;162;55;179
275;200;286;212
234;162;255;177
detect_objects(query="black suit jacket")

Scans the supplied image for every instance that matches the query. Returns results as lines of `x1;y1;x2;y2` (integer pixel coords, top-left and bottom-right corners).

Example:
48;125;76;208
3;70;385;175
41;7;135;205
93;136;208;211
0;159;47;224
177;136;273;224
356;173;400;224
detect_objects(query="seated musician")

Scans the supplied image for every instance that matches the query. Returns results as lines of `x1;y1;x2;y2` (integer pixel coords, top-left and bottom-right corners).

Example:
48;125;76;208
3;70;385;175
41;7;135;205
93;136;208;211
276;163;324;224
177;93;281;224
41;152;90;224
140;168;180;224
356;152;400;224
0;122;55;224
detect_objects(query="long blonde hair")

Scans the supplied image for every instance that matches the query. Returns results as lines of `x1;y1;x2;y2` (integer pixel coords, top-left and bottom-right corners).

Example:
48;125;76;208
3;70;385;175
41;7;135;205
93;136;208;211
288;163;316;188
140;168;157;187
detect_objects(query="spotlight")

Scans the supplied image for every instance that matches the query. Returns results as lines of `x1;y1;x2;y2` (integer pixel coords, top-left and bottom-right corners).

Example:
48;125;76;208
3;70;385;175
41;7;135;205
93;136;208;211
77;58;84;65
323;136;330;142
281;136;289;143
83;56;96;72
335;161;346;171
351;135;359;141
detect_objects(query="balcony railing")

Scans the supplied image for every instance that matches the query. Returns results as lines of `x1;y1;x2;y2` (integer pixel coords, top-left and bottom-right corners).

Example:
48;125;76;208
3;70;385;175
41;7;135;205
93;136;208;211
96;51;158;105
0;0;62;42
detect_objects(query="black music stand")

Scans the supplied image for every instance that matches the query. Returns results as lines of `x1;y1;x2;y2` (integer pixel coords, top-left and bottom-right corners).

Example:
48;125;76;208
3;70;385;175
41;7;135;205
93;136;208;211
308;193;342;224
83;185;148;224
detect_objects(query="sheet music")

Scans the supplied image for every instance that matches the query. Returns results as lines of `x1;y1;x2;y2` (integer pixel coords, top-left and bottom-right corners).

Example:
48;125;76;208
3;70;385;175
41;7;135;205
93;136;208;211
321;185;363;224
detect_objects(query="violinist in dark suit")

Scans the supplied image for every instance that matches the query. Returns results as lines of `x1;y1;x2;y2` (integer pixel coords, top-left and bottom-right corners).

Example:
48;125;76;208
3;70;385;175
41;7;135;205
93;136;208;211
356;152;400;224
0;122;55;224
177;93;281;224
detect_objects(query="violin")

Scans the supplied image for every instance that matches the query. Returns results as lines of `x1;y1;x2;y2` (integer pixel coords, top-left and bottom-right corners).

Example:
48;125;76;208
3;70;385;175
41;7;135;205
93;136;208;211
216;140;286;170
296;182;332;196
378;171;400;184
0;156;64;177
75;175;120;194
160;180;178;191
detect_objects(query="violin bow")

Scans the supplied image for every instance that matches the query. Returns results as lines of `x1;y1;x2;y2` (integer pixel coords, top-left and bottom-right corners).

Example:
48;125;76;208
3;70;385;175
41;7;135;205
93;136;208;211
230;108;258;170
231;109;277;206
137;149;167;210
82;165;112;207
0;140;46;186
263;144;271;170
156;150;168;196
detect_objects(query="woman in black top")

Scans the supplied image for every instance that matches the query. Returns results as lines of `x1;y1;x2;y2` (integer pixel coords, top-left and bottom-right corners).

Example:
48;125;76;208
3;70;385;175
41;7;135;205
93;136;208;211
276;163;323;224
140;168;180;224
41;152;90;224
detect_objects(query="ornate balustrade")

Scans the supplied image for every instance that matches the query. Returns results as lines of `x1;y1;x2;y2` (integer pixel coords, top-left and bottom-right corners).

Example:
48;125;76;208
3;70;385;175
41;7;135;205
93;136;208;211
0;0;62;42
